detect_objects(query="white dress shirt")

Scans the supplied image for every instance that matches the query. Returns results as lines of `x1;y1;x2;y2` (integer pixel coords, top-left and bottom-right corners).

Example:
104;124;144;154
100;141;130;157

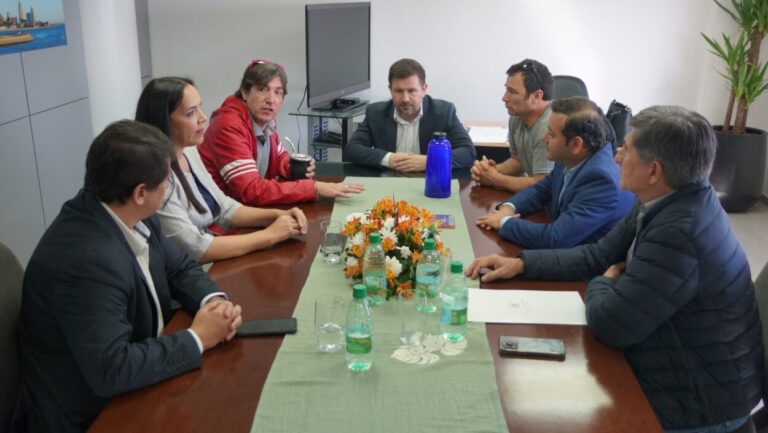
100;203;227;353
380;104;424;167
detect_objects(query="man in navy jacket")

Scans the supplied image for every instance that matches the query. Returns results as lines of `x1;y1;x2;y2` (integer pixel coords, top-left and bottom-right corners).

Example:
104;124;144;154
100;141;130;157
13;121;243;433
342;58;475;171
467;106;763;432
477;97;634;249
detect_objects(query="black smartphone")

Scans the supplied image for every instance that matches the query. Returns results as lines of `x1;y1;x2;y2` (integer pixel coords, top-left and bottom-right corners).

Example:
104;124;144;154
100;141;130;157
236;318;298;337
498;336;566;359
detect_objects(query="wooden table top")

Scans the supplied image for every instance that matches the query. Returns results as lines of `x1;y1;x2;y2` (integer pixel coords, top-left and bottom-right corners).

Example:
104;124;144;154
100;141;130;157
88;164;662;433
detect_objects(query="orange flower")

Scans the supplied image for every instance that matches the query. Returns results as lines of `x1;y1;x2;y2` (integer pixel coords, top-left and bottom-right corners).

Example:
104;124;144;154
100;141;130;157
345;263;360;279
377;197;394;214
381;236;396;253
386;268;397;285
350;244;364;258
396;220;412;235
342;220;357;236
411;250;421;264
396;281;413;299
412;231;422;246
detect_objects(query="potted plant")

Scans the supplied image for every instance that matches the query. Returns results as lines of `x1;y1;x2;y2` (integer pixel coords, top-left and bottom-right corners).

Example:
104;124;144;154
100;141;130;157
702;0;768;212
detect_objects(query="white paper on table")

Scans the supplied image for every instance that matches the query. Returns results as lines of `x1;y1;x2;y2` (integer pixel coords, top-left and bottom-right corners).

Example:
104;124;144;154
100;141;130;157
467;288;587;326
468;126;508;144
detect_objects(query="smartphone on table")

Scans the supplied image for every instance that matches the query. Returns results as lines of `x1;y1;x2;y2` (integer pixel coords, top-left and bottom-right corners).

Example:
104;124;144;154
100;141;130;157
236;318;298;337
498;336;565;360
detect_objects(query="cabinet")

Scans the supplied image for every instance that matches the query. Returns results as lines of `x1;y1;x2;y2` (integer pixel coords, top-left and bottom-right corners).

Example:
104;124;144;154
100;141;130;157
289;104;367;161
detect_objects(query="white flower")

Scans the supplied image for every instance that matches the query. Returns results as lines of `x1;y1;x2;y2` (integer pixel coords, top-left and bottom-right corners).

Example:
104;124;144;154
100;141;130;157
346;256;359;268
382;216;395;230
386;256;403;277
348;232;365;249
398;214;411;225
380;227;397;246
398;246;412;258
421;228;433;240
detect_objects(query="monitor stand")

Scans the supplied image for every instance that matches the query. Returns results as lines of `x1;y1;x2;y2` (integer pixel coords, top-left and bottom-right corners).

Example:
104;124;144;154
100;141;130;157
312;98;367;112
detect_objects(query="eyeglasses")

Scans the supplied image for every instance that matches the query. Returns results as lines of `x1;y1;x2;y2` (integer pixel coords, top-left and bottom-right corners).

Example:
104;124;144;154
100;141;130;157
521;61;543;92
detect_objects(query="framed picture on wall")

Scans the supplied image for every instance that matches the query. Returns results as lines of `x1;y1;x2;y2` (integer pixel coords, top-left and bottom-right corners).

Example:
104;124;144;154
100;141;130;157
0;0;67;56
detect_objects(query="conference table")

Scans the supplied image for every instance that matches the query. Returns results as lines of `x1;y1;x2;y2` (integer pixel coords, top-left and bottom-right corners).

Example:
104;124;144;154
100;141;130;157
88;163;662;433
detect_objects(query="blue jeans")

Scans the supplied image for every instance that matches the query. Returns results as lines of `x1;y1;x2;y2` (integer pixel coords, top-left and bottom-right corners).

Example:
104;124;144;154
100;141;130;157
664;415;750;433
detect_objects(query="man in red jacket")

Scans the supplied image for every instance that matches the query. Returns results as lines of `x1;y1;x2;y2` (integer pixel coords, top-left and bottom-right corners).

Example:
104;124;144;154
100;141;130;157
198;59;364;205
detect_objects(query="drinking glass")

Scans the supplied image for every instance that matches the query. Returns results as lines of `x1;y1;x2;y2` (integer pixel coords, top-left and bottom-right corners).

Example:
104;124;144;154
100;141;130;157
315;296;345;352
439;247;453;295
320;220;344;264
399;290;429;346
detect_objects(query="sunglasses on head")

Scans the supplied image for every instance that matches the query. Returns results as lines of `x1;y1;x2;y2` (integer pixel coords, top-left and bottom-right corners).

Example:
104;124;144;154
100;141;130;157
521;61;543;92
246;58;285;73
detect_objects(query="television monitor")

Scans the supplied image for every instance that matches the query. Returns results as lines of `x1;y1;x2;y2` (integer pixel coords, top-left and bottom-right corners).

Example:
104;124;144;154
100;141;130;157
305;2;370;111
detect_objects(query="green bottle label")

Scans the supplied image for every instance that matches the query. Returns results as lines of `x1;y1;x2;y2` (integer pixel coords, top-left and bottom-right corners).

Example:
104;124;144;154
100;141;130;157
346;333;372;354
442;307;467;326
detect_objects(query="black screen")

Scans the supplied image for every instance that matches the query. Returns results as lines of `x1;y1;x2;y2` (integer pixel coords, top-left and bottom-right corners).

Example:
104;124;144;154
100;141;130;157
305;2;370;109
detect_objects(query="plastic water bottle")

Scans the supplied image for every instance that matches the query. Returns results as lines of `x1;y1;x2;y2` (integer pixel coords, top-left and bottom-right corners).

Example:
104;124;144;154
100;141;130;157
363;232;387;305
425;132;452;198
415;238;440;313
441;261;467;342
346;284;373;372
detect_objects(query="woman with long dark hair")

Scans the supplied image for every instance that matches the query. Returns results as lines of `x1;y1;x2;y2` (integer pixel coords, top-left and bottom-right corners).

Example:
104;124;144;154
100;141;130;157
136;77;307;263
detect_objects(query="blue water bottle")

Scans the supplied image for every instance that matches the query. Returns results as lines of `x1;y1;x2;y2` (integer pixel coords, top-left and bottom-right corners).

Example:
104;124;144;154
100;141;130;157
425;132;451;198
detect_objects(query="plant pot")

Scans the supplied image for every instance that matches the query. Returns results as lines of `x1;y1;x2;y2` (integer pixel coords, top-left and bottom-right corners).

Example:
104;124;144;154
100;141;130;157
710;126;767;212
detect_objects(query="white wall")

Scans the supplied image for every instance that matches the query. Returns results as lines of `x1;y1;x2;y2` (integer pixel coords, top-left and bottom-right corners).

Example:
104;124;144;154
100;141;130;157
146;0;768;195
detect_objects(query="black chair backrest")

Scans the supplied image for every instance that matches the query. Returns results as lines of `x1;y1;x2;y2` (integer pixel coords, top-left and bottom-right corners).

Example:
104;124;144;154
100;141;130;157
553;75;589;99
753;264;768;433
605;100;632;152
0;242;23;432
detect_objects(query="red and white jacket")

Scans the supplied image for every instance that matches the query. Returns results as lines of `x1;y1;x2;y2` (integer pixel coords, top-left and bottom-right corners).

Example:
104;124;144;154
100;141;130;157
198;95;316;206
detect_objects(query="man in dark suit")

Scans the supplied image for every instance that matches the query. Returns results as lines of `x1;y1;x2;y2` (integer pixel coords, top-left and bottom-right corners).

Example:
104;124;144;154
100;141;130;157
476;97;634;249
342;58;476;171
13;121;242;433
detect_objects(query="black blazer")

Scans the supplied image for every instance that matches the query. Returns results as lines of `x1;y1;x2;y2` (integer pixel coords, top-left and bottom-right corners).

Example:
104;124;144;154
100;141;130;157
342;95;476;168
14;189;220;433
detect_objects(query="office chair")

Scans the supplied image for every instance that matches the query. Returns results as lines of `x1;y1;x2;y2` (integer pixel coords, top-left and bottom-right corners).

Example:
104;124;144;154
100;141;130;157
605;100;632;153
754;262;768;433
553;75;589;99
0;242;23;431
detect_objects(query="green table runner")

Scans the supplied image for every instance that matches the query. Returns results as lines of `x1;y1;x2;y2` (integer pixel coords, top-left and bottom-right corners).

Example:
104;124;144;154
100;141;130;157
250;177;508;433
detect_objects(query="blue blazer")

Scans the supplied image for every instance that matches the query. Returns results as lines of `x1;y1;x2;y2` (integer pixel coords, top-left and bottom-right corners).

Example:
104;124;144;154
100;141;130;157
499;144;635;249
342;95;476;168
14;190;220;433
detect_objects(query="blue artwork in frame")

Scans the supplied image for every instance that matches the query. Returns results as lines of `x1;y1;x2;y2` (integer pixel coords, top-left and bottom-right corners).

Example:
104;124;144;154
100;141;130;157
0;0;67;56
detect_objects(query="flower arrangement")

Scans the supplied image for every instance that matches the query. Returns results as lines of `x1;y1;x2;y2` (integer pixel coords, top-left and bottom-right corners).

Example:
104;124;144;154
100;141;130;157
342;197;442;299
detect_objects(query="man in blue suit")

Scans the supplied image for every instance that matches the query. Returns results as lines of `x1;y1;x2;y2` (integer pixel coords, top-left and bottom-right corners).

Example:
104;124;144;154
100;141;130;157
342;58;475;171
13;121;243;433
477;97;634;249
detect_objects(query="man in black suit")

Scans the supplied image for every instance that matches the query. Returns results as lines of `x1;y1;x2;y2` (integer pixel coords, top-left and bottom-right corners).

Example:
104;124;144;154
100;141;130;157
342;58;476;171
13;121;243;433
